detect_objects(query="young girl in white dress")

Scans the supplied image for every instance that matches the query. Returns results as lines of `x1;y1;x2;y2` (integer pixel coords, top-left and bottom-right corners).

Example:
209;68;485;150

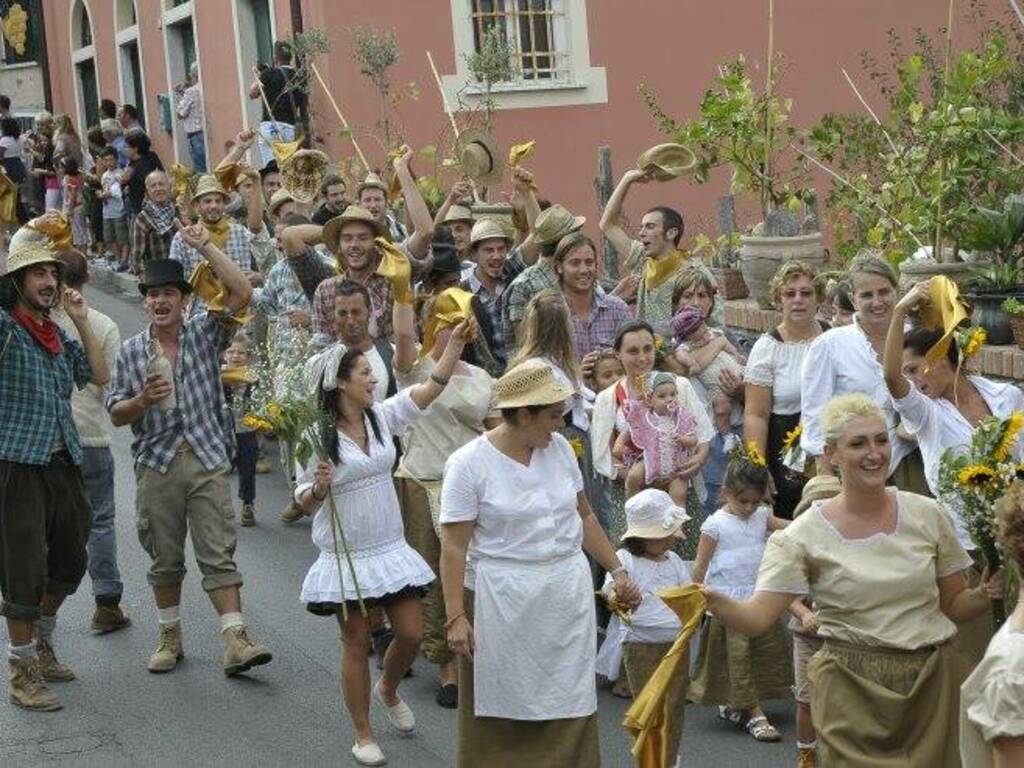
596;488;692;766
294;318;472;768
689;444;792;743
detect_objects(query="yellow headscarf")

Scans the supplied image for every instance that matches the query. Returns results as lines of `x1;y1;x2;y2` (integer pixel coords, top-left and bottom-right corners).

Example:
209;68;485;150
420;287;474;359
623;584;706;768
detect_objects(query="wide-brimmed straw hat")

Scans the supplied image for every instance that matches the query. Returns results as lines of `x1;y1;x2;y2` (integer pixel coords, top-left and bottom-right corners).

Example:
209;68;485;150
469;218;512;247
457;129;503;186
191;174;229;204
534;204;586;247
792;475;842;518
281;149;330;204
637;143;697;182
5;214;69;275
622;488;691;540
442;204;475;225
322;205;384;254
356;172;388;198
493;358;575;410
267;188;296;217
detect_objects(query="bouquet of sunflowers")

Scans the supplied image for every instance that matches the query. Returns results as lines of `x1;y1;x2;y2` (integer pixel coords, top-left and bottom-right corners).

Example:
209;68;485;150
938;410;1024;627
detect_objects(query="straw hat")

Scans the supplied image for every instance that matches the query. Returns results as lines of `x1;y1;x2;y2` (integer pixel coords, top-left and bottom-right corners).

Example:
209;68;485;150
792;475;842;518
420;287;475;359
622;488;690;540
457;129;503;186
5;215;69;275
281;149;330;204
492;358;575;410
534;204;586;247
322;205;384;254
636;143;697;182
267;188;296;217
356;172;388;198
442;204;475;225
469;218;512;247
191;174;229;204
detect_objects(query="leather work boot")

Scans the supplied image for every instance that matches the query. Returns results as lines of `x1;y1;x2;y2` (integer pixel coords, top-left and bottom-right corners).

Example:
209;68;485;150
36;639;75;682
223;626;273;676
240;503;256;527
91;604;131;635
148;623;184;673
279;501;305;525
8;657;62;712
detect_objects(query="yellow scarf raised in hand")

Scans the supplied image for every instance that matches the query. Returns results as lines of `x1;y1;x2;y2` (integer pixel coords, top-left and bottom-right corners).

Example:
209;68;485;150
644;249;687;291
203;217;231;251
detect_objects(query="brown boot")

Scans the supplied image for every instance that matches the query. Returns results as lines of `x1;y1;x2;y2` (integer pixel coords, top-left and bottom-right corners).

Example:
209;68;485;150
36;640;75;682
91;604;131;635
797;747;818;768
240;503;256;527
279;501;305;525
148;623;184;674
8;657;62;711
222;626;272;676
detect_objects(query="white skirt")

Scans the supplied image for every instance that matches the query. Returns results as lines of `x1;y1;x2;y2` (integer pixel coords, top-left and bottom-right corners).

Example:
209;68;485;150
300;537;435;604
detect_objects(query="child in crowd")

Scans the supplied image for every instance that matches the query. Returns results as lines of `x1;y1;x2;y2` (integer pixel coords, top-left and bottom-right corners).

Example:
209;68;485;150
222;334;259;527
689;445;792;743
58;156;91;251
596;489;692;764
672;304;745;412
701;395;742;519
613;371;698;506
96;147;129;271
825;278;854;327
588;347;625;395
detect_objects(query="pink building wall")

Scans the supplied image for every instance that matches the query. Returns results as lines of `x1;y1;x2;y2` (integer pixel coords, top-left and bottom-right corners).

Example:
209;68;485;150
40;1;1000;247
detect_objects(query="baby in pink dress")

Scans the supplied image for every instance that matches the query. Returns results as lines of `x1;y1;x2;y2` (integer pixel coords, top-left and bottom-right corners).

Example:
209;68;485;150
612;371;699;506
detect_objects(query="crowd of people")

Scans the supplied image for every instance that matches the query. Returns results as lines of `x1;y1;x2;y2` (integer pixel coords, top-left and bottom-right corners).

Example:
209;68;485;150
1;40;1023;768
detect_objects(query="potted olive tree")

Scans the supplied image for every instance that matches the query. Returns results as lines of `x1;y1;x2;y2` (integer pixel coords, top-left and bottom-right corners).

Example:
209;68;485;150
642;57;823;308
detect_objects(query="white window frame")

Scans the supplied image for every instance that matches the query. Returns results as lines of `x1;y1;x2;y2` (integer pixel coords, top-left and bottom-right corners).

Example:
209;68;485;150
160;0;202;164
70;0;98;136
114;0;150;131
442;0;606;110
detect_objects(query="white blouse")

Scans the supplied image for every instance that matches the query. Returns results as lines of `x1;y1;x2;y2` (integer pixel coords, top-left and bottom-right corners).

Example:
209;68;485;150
701;505;771;600
799;319;911;471
744;332;816;415
602;549;691;643
441;432;585;589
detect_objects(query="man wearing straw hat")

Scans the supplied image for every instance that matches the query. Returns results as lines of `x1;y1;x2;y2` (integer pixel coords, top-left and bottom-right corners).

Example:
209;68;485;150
355;145;435;261
106;224;273;678
0;214;111;712
432;180;476;262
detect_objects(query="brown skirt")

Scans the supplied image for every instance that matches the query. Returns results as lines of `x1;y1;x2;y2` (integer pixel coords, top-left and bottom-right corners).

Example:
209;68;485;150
622;641;687;766
456;589;600;768
687;616;793;710
889;446;932;497
808;639;966;768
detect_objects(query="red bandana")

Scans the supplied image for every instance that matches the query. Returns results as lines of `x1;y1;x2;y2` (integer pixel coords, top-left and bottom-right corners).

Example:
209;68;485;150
11;307;62;355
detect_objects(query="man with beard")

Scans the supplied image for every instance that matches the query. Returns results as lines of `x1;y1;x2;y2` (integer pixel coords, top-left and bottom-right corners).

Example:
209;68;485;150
311;174;349;226
354;145;434;261
459;218;521;372
169;175;259;312
600;168;695;336
130;171;178;268
0;215;111;711
106;226;273;678
432;180;475;261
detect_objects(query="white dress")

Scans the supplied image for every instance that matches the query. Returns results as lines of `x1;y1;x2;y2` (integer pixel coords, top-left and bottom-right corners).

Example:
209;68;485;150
295;389;435;605
441;432;595;720
701;505;770;600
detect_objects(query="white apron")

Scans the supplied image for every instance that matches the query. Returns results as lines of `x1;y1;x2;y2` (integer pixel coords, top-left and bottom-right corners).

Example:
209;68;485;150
472;551;597;720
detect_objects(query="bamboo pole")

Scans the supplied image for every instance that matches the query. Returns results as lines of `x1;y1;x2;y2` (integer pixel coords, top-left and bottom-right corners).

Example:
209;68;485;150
309;61;370;173
426;51;481;203
1009;0;1024;29
762;0;775;222
934;0;957;263
985;129;1024;166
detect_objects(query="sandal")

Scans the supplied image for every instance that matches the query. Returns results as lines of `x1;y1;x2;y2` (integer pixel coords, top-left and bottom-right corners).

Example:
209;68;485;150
746;715;781;742
611;678;633;699
718;705;745;725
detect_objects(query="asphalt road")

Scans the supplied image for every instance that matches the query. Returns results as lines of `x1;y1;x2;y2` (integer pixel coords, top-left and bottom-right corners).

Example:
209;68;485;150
0;281;793;768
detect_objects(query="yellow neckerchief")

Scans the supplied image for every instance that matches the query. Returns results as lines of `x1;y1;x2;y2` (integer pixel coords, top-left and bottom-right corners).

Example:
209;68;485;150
644;248;687;291
203;216;231;250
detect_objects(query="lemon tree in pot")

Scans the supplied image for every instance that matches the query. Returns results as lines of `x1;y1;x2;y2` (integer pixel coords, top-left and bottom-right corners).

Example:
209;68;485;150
640;56;822;309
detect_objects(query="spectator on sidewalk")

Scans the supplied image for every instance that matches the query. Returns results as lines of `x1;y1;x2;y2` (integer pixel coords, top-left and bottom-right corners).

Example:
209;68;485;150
96;147;129;271
249;41;308;168
130;170;178;270
175;62;207;173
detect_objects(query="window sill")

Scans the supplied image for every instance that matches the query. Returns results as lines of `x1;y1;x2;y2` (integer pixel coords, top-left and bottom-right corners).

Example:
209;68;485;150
443;66;606;110
0;61;40;71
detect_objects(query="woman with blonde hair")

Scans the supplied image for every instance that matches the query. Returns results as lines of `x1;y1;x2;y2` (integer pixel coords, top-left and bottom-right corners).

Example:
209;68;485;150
52;114;85;169
703;393;1001;766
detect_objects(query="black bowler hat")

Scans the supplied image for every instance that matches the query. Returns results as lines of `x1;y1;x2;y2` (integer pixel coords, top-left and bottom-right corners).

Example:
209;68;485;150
429;229;461;276
138;259;192;297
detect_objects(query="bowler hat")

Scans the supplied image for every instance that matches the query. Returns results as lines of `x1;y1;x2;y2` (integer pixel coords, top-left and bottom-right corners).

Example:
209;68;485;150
138;259;192;297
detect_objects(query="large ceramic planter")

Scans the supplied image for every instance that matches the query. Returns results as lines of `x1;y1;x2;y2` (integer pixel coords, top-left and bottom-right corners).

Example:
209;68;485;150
710;267;749;300
898;259;991;292
964;290;1020;346
739;232;825;309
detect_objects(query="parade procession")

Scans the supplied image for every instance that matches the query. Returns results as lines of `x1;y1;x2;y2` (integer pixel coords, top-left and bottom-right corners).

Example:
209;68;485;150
4;1;1024;766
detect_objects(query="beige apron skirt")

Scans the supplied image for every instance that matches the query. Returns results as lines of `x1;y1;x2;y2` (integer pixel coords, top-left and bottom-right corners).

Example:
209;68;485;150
808;638;966;768
623;641;688;766
457;584;600;768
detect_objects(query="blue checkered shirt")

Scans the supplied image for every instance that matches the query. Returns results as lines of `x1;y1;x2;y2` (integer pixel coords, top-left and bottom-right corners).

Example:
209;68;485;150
0;310;92;466
460;246;524;366
169;222;256;315
106;312;237;473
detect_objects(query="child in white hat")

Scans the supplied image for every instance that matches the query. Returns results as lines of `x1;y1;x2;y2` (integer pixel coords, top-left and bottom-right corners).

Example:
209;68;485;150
596;488;692;766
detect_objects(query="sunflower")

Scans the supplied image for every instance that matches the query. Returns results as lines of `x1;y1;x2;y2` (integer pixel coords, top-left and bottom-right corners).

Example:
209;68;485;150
958;465;996;488
568;437;585;459
242;414;274;433
781;424;802;453
267;402;283;420
993;411;1024;462
961;326;987;360
745;440;767;468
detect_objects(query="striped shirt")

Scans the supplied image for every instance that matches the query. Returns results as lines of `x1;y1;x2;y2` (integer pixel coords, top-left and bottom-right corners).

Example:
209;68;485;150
106;312;238;473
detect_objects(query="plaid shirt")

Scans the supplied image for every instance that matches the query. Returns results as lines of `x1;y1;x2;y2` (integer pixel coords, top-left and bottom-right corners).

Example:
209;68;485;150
106;312;237;473
253;247;334;352
0;310;92;466
130;209;176;267
169;222;255;280
460;246;525;367
503;257;558;350
569;288;633;360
